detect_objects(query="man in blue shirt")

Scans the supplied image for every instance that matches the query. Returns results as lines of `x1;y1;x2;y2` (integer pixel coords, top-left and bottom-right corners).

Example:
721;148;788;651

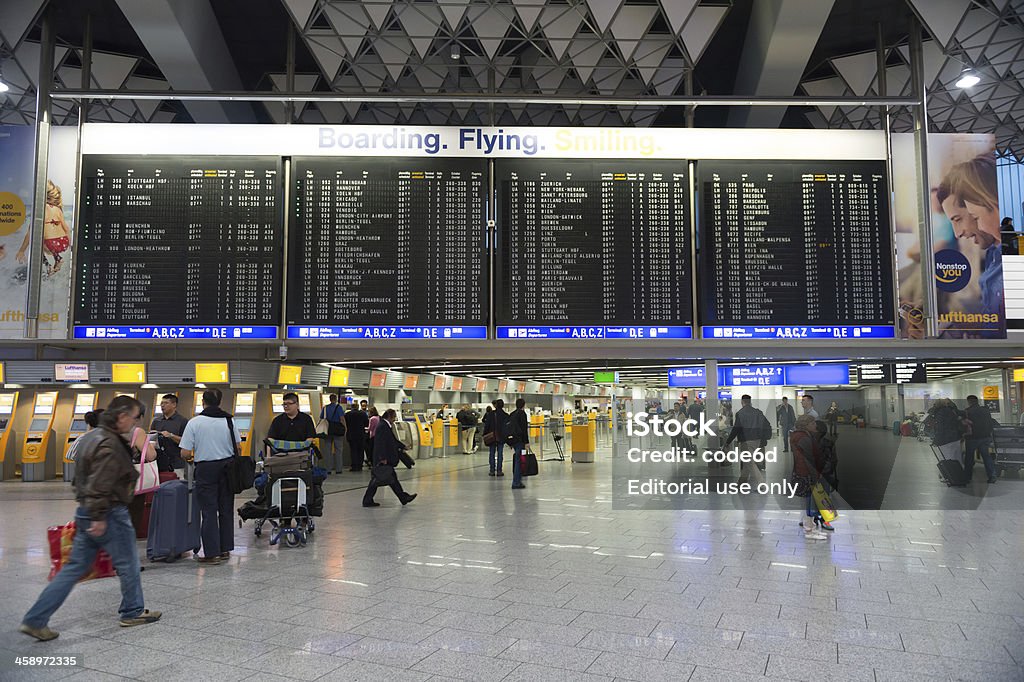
180;388;241;565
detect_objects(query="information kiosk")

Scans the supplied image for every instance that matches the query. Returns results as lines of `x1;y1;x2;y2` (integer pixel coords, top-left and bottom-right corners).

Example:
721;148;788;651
63;392;98;481
0;392;20;480
413;413;433;459
233;392;257;456
22;392;59;481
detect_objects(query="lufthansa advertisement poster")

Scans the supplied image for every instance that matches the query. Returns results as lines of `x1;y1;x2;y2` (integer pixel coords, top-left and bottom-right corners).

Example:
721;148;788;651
0;125;77;339
893;133;1006;339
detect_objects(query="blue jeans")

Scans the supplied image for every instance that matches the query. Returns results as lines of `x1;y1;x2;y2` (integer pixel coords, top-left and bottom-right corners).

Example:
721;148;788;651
964;437;996;480
489;442;504;474
511;444;524;486
24;506;144;628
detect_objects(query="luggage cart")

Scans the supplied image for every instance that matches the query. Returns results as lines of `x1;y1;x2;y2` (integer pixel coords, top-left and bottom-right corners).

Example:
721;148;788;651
991;425;1024;478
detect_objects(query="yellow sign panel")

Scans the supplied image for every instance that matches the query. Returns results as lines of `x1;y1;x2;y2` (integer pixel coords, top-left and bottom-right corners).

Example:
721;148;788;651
278;365;303;385
0;362;4;383
195;363;229;383
1014;368;1024;383
329;368;350;387
982;385;1000;400
112;363;146;383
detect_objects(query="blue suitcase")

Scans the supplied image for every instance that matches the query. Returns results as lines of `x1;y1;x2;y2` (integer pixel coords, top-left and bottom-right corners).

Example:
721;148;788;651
147;475;200;562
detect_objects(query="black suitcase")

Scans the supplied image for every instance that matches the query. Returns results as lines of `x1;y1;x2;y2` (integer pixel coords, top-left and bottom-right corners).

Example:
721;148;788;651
932;445;968;487
147;476;201;562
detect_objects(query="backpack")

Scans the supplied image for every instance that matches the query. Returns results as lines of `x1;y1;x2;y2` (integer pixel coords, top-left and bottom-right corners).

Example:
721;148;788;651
757;410;773;441
814;420;839;490
504;414;521;446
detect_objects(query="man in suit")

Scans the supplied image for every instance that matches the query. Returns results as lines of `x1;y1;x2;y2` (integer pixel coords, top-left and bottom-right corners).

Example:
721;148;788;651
362;409;417;507
777;397;796;452
345;402;370;472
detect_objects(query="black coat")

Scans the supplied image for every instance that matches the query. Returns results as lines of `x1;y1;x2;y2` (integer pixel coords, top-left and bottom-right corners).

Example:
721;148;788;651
484;408;507;438
372;419;401;466
508;408;529;445
345;409;369;441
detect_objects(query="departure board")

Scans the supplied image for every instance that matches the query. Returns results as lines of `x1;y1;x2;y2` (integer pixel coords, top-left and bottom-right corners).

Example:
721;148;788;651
287;158;487;339
699;161;895;339
496;160;693;339
74;156;282;339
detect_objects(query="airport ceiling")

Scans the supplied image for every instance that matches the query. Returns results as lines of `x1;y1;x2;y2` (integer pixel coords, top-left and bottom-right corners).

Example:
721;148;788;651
1;0;1023;157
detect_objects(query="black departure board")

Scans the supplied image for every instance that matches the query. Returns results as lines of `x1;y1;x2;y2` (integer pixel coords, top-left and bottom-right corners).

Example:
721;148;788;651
496;160;693;327
288;157;487;327
699;161;894;329
75;156;282;328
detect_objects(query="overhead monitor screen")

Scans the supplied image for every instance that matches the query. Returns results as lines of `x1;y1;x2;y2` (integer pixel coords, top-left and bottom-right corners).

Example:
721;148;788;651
495;160;693;339
698;160;895;339
74;156;283;339
287;157;488;340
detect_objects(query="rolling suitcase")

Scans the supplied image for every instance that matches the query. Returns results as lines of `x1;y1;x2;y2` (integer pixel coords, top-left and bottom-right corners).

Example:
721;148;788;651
147;465;200;562
129;471;178;539
931;444;968;487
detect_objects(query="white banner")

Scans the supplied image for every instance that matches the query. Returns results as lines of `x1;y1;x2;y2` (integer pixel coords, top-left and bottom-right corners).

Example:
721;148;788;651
82;124;887;160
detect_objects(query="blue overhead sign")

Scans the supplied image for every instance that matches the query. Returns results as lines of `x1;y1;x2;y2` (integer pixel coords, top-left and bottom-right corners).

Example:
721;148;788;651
288;326;487;340
702;326;895;340
669;363;850;387
498;326;693;340
74;326;278;340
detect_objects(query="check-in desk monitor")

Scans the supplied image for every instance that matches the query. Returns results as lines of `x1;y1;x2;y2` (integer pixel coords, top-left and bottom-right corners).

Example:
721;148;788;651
22;392;58;481
0;392;19;478
64;393;97;480
194;391;205;415
233;392;256;456
271;392;312;414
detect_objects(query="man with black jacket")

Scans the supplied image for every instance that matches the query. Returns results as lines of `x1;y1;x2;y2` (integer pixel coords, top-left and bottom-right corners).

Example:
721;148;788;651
508;398;530;490
725;395;771;485
268;392;317;442
362;409;417;507
484;399;507;477
345;402;370;472
21;396;161;641
963;395;997;483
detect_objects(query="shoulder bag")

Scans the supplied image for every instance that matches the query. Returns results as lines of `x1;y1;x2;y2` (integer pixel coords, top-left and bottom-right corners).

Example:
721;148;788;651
224;416;255;494
134;428;161;494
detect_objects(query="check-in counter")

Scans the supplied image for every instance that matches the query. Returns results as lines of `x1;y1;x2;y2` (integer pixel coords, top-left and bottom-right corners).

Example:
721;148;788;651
22;392;59;481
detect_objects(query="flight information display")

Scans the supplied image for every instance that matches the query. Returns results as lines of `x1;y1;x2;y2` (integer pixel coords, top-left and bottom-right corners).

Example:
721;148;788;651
287;157;487;339
74;156;282;339
496;160;693;339
699;160;895;340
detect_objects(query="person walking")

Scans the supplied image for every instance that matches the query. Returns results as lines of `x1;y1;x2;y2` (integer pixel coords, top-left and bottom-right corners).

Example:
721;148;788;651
319;394;347;475
456;404;478;454
366;407;380;460
179;389;241;565
508;398;529;490
362;409;417;507
825;401;840;437
20;396;161;641
484;399;507;477
790;414;828;540
777;397;796;453
725;395;771;485
963;395;998;483
926;398;965;464
345;402;370;471
151;393;189;478
801;393;819;419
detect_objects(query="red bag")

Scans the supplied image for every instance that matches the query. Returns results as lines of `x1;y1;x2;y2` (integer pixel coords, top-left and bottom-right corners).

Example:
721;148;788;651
47;521;116;582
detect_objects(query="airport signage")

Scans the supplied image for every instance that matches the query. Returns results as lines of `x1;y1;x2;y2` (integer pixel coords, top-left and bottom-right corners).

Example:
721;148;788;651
858;362;927;384
669;363;850;388
287;326;487;340
497;326;693;340
702;326;895;339
73;326;278;340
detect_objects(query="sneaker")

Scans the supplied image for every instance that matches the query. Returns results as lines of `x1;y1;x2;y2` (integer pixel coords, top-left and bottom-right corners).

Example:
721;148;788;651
496;471;505;477
815;517;835;532
511;484;526;489
401;494;417;506
119;610;162;627
806;531;829;540
488;471;495;476
20;624;59;641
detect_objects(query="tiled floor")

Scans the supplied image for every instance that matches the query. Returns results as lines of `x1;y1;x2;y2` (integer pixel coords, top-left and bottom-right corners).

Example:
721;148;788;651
0;442;1022;681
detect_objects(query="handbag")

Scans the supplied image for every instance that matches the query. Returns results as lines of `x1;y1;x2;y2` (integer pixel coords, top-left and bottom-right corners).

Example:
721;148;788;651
47;521;116;582
224;416;255;494
812;482;838;524
521;448;539;477
315;418;330;438
135;458;161;494
483;432;497;447
371;463;397;485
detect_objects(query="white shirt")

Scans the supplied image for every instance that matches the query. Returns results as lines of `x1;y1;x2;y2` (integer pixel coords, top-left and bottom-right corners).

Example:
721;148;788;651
180;415;242;462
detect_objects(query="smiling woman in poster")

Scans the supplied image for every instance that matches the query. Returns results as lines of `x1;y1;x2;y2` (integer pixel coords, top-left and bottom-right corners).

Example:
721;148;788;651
946;156;1004;324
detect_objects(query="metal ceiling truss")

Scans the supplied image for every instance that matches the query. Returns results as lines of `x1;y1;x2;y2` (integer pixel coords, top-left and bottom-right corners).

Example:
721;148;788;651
802;0;1024;158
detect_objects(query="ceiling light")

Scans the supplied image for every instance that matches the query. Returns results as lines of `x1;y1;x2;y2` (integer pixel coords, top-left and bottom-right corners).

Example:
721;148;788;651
0;79;8;94
450;44;461;60
955;70;980;88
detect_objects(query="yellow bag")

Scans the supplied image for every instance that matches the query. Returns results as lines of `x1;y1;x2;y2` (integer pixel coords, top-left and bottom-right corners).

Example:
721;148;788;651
811;483;838;524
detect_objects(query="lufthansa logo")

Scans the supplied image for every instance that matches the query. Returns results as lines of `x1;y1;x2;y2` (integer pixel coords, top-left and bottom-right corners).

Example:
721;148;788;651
934;249;971;292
